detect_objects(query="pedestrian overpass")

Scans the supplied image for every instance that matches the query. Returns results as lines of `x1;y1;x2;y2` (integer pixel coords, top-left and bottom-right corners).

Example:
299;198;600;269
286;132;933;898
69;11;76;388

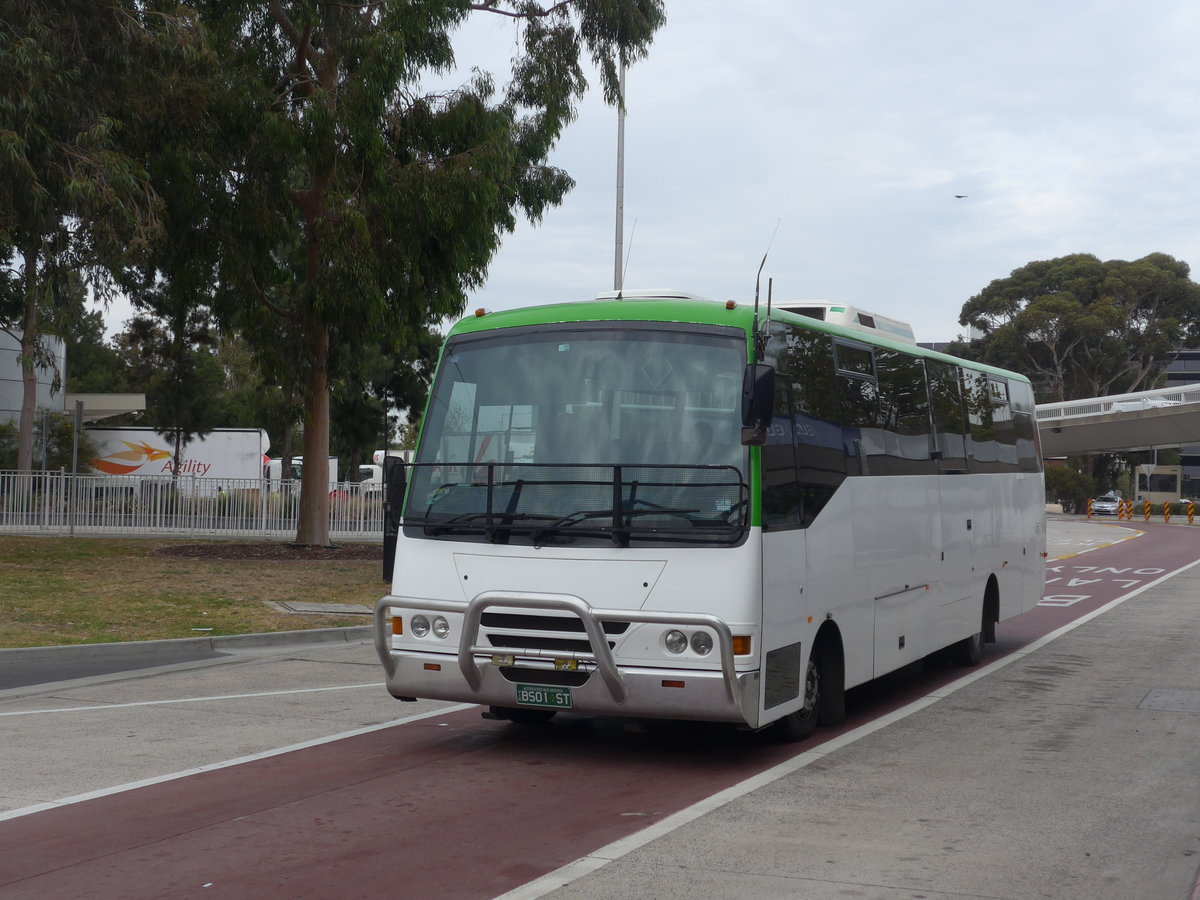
1036;383;1200;456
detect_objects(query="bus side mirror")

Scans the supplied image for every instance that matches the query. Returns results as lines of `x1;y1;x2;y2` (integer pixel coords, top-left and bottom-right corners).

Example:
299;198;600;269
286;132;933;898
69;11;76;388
741;363;775;446
382;457;408;582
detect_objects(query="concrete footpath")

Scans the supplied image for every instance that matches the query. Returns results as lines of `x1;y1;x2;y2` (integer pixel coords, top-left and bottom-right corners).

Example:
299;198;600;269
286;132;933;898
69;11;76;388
507;542;1200;899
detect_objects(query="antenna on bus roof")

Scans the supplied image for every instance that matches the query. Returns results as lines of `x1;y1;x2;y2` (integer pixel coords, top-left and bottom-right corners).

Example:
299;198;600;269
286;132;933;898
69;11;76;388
751;220;781;361
622;218;637;286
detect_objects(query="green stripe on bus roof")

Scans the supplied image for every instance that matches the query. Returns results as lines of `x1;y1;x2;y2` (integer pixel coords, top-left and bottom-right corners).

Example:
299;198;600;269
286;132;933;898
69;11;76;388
449;298;757;333
445;297;1032;385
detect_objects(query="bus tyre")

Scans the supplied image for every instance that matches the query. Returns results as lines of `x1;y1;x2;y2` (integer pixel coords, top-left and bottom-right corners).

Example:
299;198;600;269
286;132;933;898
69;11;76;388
950;609;985;667
772;643;844;742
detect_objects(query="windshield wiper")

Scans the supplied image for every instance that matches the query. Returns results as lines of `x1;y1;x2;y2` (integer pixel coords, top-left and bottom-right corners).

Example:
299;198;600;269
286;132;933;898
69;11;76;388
422;510;559;537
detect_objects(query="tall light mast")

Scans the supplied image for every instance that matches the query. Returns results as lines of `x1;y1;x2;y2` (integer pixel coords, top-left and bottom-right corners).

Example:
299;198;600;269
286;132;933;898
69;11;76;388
613;57;626;292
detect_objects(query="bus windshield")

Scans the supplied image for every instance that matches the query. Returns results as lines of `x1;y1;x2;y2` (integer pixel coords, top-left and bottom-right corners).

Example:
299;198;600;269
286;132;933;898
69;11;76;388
404;322;749;546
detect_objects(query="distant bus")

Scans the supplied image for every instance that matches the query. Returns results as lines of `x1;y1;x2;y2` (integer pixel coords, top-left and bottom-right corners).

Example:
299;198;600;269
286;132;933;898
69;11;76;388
374;291;1044;740
774;300;916;344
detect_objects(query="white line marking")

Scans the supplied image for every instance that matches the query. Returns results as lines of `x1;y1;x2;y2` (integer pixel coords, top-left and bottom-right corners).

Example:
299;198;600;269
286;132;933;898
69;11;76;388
0;682;386;717
0;703;475;822
493;554;1200;900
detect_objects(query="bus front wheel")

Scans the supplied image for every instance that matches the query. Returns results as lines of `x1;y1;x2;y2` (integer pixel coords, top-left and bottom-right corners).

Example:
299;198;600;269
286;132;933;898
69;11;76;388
772;642;844;742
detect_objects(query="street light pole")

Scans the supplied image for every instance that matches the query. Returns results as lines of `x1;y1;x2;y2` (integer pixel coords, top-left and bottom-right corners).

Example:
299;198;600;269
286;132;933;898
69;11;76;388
613;57;626;292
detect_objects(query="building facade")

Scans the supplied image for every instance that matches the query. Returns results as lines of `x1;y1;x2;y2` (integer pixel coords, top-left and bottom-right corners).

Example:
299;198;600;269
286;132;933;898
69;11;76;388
0;331;67;424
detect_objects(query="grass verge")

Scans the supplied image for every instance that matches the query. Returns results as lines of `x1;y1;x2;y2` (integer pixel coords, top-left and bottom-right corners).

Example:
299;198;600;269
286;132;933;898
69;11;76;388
0;536;385;648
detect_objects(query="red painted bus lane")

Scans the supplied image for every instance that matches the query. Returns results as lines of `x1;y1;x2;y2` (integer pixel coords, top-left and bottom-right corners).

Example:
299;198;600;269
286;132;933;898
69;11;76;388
2;521;1196;899
0;711;801;899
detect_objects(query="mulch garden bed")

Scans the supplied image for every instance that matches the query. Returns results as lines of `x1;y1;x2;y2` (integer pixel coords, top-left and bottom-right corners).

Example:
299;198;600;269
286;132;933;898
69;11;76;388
153;542;383;561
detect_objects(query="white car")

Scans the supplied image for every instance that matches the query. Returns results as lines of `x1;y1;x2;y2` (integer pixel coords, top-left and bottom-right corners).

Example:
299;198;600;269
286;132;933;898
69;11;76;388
1091;495;1120;515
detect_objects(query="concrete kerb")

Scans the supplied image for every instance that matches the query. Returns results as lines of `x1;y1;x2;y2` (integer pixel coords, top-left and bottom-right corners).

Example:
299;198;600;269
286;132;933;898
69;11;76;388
0;625;374;668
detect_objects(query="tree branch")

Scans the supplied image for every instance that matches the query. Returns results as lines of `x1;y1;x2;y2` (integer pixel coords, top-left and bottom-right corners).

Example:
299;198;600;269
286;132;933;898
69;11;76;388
267;0;302;45
268;0;319;93
469;0;578;18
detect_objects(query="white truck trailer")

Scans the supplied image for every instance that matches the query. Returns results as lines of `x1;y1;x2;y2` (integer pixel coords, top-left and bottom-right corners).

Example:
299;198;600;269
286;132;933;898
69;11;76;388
86;427;270;483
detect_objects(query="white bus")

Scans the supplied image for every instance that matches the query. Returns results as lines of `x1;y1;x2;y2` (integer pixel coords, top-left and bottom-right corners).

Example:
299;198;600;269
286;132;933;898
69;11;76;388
774;300;917;344
374;292;1045;739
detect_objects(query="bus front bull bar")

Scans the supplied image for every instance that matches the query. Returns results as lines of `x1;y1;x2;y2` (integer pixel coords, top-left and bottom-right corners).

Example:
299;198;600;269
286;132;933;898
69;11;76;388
374;592;742;709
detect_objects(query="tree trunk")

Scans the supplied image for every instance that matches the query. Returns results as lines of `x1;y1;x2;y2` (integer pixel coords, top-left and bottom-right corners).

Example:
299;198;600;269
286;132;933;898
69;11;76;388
280;427;294;480
295;324;331;546
16;245;40;473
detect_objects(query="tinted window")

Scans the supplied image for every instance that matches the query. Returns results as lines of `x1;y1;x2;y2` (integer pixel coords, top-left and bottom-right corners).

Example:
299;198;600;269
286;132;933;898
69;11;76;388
926;359;969;473
963;370;999;472
834;340;876;378
1008;380;1042;473
870;349;935;475
762;383;802;528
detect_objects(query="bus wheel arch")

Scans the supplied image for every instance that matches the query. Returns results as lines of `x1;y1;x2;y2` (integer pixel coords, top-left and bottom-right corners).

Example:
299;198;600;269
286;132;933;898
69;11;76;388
951;576;999;667
771;623;846;742
812;623;846;726
983;575;999;644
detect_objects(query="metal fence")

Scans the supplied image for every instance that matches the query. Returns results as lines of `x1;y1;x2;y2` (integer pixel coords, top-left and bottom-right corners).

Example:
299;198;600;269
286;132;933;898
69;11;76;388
1035;383;1200;421
0;471;384;541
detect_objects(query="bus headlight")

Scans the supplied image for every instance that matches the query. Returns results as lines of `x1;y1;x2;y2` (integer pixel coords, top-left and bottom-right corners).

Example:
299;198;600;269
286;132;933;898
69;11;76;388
664;630;688;654
432;616;450;639
411;615;431;638
690;632;714;656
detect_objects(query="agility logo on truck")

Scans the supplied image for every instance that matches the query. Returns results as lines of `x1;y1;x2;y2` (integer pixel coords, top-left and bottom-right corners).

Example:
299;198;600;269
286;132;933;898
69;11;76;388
90;440;172;475
90;440;217;476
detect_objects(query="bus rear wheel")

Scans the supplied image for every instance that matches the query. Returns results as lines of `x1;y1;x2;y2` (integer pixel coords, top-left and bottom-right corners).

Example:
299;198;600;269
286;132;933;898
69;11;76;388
950;607;985;667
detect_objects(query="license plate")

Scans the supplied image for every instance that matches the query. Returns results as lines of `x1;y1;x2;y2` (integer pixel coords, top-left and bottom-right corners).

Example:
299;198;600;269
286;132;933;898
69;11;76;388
515;684;572;709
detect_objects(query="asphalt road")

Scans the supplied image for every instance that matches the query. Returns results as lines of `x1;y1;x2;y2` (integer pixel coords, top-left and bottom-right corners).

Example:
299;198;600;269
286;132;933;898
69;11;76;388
1;517;1198;899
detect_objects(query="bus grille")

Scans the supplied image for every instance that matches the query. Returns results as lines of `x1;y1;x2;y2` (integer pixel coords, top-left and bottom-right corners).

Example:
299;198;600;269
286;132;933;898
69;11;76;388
480;612;629;635
487;635;611;653
479;612;629;655
497;666;589;687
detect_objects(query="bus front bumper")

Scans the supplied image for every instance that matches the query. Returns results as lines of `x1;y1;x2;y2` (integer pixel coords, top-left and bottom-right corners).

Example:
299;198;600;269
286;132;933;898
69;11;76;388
374;592;761;728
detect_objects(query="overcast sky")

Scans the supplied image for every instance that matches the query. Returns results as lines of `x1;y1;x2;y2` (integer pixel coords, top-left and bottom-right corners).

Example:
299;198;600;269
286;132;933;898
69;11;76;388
102;2;1200;344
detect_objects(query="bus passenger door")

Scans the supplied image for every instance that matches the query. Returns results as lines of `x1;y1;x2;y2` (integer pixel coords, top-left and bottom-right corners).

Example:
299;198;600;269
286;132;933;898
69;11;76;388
758;382;814;723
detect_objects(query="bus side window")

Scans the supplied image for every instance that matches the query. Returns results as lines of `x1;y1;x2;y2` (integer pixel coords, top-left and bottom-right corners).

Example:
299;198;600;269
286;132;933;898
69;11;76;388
871;348;935;476
1008;381;1043;473
988;379;1019;473
832;339;878;437
762;382;802;529
781;324;842;526
926;359;969;473
963;370;999;472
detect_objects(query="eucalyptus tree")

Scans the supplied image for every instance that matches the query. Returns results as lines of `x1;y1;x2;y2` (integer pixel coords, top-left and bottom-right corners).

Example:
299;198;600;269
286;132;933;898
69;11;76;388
329;322;442;475
126;307;228;479
959;253;1200;402
195;0;665;545
0;1;210;470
